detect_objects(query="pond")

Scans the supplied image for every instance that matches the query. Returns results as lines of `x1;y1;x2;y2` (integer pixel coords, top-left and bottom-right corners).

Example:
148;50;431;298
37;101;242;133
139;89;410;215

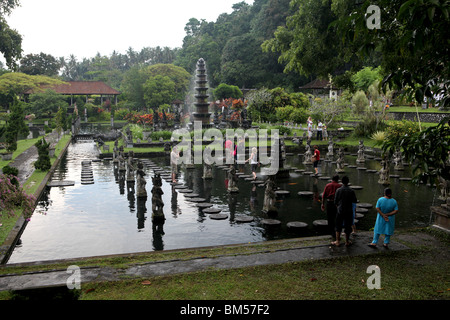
7;141;441;264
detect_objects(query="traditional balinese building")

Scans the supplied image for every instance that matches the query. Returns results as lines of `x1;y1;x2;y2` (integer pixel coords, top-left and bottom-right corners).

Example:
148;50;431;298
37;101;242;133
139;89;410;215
299;78;340;100
24;81;121;106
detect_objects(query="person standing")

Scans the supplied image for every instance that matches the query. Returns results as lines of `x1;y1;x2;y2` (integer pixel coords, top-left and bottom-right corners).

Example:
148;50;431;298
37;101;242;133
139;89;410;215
171;146;179;183
245;147;258;180
313;145;320;175
369;188;399;248
307;116;313;140
321;175;341;241
317;121;323;141
332;176;357;246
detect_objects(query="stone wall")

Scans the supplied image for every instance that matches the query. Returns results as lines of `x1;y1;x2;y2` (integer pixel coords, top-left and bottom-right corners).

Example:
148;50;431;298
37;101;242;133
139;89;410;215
386;112;449;123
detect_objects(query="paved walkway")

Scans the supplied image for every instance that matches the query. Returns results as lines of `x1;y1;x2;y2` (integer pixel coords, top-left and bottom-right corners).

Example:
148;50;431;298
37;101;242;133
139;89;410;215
0;232;410;291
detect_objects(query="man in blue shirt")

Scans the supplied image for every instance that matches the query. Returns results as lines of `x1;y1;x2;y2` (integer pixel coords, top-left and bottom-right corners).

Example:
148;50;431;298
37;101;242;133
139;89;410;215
369;188;399;248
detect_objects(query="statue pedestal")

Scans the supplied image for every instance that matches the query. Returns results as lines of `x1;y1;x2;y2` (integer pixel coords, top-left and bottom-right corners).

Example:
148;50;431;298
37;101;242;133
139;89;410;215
431;205;450;232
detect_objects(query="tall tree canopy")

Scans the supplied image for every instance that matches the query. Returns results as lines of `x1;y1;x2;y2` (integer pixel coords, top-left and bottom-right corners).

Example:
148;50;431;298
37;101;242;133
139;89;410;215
331;0;449;107
0;0;22;69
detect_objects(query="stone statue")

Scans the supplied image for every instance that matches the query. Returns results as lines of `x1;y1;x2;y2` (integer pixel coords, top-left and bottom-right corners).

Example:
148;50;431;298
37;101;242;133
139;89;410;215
393;149;404;171
227;166;239;193
378;157;390;185
126;151;136;182
151;174;165;222
262;176;277;215
335;148;345;173
356;140;365;163
136;161;147;199
327;140;334;160
203;162;213;179
303;143;313;165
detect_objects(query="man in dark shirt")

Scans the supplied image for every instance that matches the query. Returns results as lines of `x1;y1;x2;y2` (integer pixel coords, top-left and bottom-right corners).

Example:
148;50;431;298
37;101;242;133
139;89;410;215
321;175;341;241
333;176;357;246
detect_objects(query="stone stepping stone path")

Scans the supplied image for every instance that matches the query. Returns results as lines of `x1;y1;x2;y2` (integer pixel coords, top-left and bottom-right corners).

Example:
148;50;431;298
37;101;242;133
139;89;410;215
357;203;373;209
251;180;264;184
366;169;378;173
355;213;364;219
294;169;305;173
210;213;228;220
399;177;412;181
356;207;369;213
174;185;188;190
298;191;313;196
239;175;253;179
81;160;94;185
202;207;222;214
349;185;363;190
287;221;308;230
261;219;281;226
356;167;367;170
235;216;254;223
303;171;314;175
319;176;331;180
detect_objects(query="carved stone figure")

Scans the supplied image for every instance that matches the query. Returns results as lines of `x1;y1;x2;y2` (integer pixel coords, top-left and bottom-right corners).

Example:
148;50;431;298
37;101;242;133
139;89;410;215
151;174;165;222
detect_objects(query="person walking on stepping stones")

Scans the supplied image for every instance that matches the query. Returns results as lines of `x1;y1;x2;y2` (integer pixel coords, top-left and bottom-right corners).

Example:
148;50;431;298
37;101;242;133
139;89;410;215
368;188;398;248
332;176;357;246
245;147;258;180
321;175;341;241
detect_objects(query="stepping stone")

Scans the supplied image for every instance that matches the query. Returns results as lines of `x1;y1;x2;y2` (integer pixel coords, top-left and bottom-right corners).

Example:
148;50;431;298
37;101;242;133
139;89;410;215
177;189;193;193
245;177;255;181
275;190;290;196
357;203;373;208
251;180;264;184
183;193;200;198
81;180;94;185
319;176;331;180
399;177;412;181
313;219;328;226
235;216;254;223
174;185;188;189
367;170;378;173
47;181;75;187
298;191;313;196
239;175;253;179
303;171;314;175
294;169;305;173
210;213;228;220
355;207;369;213
261;219;281;226
188;197;206;203
350;185;363;190
390;174;400;178
202;207;222;214
287;221;308;229
355;213;364;219
348;165;357;168
356;167;367;170
196;202;213;208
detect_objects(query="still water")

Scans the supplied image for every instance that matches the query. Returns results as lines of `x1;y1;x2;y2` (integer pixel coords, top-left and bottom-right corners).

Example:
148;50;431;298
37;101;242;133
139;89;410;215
7;142;440;263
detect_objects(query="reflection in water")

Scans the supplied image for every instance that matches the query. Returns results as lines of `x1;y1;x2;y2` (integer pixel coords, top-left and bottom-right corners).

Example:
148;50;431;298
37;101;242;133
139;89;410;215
7;142;442;264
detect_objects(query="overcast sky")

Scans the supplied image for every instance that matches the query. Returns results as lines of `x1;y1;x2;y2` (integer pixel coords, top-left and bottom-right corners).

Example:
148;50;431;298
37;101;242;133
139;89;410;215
3;0;254;62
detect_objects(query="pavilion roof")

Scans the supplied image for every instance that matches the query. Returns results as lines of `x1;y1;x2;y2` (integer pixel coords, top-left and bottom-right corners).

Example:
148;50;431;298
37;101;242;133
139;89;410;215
299;78;337;90
25;81;120;95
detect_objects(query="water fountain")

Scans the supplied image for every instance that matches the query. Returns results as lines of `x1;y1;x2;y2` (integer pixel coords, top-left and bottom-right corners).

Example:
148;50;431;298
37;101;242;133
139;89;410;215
192;58;211;128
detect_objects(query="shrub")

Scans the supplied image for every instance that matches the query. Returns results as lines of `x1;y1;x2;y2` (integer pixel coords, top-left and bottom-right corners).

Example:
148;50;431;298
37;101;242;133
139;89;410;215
34;138;51;171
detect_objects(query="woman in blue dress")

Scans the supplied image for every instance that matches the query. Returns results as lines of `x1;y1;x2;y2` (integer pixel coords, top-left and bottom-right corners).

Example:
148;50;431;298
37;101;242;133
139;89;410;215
368;188;399;248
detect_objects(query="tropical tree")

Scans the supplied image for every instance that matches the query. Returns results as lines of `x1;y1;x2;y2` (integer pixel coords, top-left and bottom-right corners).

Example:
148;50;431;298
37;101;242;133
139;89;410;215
28;90;68;118
0;0;22;69
331;0;450;108
4;101;29;152
143;75;176;109
19;52;62;76
213;83;243;100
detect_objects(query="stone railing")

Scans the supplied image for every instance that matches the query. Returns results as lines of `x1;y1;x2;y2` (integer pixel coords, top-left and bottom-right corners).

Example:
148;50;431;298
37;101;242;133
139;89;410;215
384;111;449;123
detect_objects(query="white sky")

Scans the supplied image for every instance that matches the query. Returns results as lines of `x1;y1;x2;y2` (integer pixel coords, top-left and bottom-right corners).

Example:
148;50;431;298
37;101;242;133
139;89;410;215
3;0;254;62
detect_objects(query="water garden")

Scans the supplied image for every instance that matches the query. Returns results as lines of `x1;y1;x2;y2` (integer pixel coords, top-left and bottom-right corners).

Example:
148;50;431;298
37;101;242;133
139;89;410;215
2;58;448;265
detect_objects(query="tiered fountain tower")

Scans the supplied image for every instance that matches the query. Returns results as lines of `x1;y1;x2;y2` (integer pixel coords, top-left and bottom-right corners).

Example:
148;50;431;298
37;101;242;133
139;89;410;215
192;58;211;127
